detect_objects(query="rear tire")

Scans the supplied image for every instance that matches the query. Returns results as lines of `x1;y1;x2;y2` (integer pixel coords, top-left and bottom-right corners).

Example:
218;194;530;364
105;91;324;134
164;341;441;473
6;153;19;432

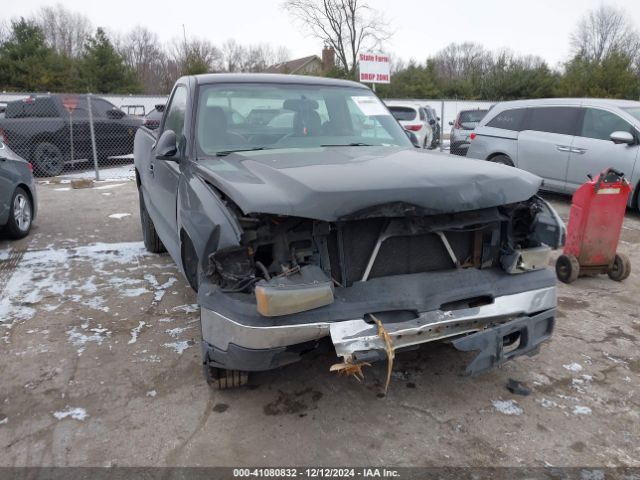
203;364;249;390
32;142;65;177
489;154;514;167
5;187;33;239
556;254;580;284
608;253;631;281
138;189;165;254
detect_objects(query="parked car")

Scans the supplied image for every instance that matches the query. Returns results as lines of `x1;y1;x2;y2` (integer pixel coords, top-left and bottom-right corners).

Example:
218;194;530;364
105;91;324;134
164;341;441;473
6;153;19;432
424;106;440;148
0;94;143;177
449;109;488;156
385;102;433;149
0;141;37;239
466;98;640;209
135;73;564;389
143;104;166;130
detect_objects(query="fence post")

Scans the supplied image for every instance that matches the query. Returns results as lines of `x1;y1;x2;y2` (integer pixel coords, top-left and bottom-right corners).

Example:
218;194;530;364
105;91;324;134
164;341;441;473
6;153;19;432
440;100;445;152
87;94;101;182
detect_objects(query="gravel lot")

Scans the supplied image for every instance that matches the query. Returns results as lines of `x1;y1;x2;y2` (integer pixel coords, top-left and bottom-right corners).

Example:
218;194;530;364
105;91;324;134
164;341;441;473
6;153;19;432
0;179;638;467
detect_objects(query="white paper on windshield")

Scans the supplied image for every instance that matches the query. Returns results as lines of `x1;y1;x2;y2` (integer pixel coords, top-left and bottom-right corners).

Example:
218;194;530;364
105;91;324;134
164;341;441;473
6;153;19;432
351;96;390;116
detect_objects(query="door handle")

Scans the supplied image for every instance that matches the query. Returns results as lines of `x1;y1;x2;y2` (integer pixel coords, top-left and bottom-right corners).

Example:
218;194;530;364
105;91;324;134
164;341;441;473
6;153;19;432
556;145;571;152
570;148;587;154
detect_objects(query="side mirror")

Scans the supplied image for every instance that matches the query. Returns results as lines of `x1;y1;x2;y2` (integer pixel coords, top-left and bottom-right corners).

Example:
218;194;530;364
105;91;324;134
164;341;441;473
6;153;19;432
448;121;454;126
156;130;178;159
610;131;635;145
107;109;126;120
437;117;440;121
429;119;436;125
405;129;420;148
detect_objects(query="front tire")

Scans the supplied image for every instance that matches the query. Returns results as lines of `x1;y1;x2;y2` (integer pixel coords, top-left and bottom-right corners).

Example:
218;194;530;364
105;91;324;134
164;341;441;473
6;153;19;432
32;142;65;177
203;364;249;390
5;187;33;239
138;189;165;253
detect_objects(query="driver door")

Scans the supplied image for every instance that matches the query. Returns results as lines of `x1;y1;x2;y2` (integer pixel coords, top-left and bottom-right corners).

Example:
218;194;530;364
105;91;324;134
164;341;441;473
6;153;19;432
566;107;639;192
146;85;188;260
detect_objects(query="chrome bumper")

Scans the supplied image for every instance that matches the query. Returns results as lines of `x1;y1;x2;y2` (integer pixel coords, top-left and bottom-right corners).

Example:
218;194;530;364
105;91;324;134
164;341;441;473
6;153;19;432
201;286;556;356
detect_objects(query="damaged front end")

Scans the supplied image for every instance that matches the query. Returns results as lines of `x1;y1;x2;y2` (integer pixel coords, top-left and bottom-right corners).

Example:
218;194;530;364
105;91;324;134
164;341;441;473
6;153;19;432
198;194;563;377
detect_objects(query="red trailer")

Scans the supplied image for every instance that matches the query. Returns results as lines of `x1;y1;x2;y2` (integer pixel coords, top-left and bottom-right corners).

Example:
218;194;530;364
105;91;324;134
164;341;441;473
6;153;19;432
556;168;632;284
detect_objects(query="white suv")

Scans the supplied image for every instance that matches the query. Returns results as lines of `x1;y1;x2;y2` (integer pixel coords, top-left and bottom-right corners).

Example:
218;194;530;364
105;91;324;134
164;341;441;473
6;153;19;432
385;102;433;149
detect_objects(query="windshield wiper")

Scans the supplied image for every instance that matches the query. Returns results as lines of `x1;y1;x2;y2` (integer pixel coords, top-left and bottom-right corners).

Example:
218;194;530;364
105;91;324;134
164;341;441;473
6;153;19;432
320;142;373;147
215;147;268;157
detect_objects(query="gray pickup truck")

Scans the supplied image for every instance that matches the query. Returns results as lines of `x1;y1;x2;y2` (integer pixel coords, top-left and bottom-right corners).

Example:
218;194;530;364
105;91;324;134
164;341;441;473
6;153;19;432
0;94;141;176
134;73;565;389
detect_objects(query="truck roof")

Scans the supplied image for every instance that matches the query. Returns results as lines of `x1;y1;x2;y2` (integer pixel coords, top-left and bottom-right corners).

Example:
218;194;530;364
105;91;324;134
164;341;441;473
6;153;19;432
191;73;368;89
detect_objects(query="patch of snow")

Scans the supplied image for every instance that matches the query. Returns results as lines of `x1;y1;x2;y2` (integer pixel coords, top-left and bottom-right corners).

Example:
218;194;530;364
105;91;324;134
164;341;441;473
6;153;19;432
163;341;191;355
146;390;157;397
53;407;88;421
165;326;193;338
122;288;149;297
0;417;7;425
537;398;558;409
128;321;146;345
94;183;127;190
66;325;110;355
108;213;131;220
171;304;199;314
573;406;592;416
54;187;71;191
0;248;10;262
492;399;523;416
158;317;175;323
563;362;583;372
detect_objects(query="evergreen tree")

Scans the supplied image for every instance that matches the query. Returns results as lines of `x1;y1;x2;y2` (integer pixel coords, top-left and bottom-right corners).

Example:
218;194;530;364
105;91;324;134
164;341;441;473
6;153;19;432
0;18;77;91
80;28;141;93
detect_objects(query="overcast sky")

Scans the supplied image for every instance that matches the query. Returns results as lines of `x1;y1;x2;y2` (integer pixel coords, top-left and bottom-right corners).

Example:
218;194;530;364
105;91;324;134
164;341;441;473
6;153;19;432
3;0;640;67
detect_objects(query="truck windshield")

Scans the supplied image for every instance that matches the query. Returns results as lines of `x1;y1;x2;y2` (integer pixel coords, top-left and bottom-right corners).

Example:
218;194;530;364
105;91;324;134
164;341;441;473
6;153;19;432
196;83;412;156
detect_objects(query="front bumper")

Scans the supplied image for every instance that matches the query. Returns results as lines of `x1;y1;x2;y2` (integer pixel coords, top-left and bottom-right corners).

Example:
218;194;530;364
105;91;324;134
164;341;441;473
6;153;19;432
199;269;557;372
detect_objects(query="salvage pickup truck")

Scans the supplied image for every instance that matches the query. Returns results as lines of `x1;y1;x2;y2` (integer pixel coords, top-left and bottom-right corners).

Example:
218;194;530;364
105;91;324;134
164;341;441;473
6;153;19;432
134;74;565;389
0;94;141;176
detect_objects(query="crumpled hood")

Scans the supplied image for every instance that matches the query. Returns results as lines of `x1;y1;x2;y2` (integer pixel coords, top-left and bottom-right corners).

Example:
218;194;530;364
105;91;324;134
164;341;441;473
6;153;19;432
195;146;542;221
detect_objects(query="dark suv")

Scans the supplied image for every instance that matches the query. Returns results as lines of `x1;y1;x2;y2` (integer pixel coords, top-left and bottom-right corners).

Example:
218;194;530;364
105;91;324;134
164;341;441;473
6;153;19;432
0;95;142;176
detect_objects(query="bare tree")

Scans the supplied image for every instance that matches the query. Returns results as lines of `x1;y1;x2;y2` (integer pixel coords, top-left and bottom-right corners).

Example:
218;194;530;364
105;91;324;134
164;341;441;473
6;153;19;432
570;5;640;62
433;42;492;80
170;37;224;75
283;0;391;76
221;39;246;72
0;20;9;44
34;3;92;57
222;40;290;72
117;27;167;93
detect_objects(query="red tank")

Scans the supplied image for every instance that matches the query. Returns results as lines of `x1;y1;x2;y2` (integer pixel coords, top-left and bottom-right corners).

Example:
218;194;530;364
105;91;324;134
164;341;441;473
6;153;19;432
556;168;632;283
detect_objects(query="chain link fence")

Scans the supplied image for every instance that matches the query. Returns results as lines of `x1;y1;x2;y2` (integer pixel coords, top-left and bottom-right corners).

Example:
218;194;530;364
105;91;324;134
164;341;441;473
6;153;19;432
0;92;495;180
0;92;167;181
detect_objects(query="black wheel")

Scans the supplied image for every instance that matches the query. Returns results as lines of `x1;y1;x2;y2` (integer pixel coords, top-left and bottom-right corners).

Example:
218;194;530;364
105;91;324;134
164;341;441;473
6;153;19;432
608;253;631;281
138;189;165;253
203;364;249;390
5;187;33;239
490;154;514;166
556;254;580;284
32;142;65;177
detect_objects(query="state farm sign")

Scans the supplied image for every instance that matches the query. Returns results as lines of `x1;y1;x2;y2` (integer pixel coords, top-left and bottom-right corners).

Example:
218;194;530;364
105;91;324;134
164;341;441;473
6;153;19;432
358;52;391;84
